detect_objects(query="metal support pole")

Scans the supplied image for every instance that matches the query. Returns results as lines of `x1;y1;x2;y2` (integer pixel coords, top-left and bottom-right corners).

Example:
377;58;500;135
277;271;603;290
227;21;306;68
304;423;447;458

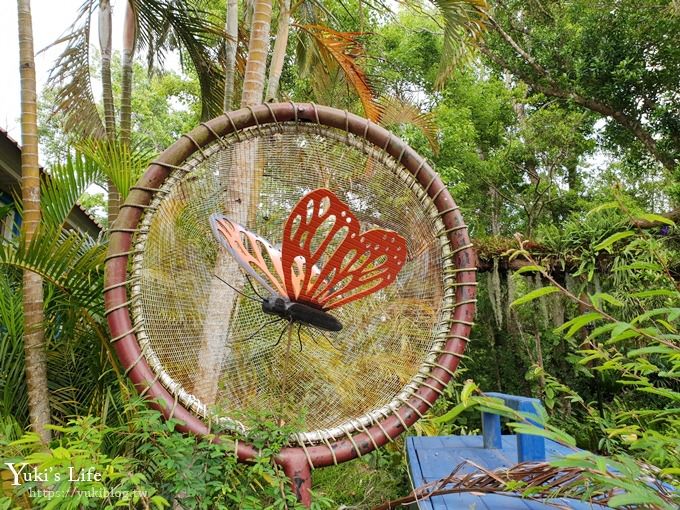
279;449;312;507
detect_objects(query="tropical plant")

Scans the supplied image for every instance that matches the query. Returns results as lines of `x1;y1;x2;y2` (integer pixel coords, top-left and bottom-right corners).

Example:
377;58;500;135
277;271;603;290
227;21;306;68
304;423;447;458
0;398;336;509
503;201;680;484
0;145;151;436
47;0;225;222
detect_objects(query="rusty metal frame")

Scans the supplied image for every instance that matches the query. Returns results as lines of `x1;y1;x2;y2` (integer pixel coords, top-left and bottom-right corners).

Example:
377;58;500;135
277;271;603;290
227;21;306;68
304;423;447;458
104;102;477;505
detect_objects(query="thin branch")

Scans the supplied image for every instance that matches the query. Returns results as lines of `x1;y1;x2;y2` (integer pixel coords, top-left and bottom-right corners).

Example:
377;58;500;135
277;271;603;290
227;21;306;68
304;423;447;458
486;14;549;79
479;29;678;172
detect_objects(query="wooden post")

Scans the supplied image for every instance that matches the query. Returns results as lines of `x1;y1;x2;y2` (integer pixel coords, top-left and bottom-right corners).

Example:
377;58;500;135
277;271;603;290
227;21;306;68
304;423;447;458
485;393;546;462
482;410;502;449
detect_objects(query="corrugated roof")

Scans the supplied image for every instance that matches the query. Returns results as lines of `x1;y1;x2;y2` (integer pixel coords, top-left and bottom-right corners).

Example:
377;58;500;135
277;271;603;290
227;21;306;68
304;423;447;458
0;127;104;233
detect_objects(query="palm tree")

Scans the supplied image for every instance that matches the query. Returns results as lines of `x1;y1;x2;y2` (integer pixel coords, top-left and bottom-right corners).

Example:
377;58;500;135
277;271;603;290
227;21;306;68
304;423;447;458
17;0;50;443
194;0;276;405
265;0;291;101
240;0;274;107
47;0;225;222
120;1;136;147
223;0;238;110
1;144;152;431
98;0;121;225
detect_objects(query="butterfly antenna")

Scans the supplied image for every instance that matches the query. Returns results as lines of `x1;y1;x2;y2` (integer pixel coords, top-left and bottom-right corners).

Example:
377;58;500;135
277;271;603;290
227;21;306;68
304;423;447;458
213;273;261;303
241;317;283;343
244;274;266;301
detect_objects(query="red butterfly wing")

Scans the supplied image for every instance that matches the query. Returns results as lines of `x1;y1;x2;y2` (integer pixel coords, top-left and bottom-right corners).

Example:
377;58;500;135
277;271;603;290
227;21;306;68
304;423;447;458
313;228;407;310
281;189;407;310
281;189;359;303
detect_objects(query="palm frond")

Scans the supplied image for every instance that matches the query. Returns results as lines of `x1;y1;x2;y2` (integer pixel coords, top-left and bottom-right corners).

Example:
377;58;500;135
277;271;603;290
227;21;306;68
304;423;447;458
299;24;380;121
40;153;102;231
0;250;116;425
131;0;226;120
430;0;490;88
77;138;156;201
0;273;28;423
377;96;440;154
373;459;676;510
45;0;105;138
0;228;105;315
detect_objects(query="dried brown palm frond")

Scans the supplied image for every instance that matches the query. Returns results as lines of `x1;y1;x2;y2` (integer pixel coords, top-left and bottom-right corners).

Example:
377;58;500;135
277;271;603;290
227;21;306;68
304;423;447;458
377;96;440;155
45;0;105;139
372;460;677;510
298;24;380;121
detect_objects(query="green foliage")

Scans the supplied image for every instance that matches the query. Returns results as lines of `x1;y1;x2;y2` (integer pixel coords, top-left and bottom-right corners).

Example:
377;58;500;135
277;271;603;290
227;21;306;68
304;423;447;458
312;448;407;508
0;399;336;509
431;385;678;508
484;0;680;181
112;58;202;151
509;202;680;476
4;0;680;507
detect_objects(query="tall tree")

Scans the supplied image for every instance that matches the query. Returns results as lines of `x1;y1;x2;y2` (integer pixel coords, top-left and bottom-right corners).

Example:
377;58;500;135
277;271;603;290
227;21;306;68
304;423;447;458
478;0;679;174
120;1;136;146
194;0;275;404
265;0;291;102
99;0;115;137
99;0;120;225
17;0;51;443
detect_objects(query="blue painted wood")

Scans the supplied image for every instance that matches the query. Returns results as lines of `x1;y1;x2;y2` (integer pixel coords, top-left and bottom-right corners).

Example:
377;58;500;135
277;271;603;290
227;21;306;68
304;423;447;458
486;392;546;462
407;434;607;510
482;410;502;449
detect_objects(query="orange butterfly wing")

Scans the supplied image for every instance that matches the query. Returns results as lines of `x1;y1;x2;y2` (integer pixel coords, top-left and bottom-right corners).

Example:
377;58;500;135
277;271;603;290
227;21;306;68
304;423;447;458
281;189;407;310
211;214;302;298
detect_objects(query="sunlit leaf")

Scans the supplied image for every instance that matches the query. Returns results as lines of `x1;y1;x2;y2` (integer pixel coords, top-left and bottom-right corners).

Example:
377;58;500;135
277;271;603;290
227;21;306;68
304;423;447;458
511;286;559;307
299;24;380;121
593;231;635;251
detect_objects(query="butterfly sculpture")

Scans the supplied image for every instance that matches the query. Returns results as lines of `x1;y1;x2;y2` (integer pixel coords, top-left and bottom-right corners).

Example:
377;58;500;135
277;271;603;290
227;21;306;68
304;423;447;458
209;188;407;337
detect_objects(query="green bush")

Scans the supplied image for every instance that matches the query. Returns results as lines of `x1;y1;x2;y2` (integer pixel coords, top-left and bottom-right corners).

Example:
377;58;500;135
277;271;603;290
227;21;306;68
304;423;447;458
0;398;335;509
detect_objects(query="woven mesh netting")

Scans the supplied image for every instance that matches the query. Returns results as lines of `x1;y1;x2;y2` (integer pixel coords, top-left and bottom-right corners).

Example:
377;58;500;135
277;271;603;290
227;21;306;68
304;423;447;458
130;122;454;444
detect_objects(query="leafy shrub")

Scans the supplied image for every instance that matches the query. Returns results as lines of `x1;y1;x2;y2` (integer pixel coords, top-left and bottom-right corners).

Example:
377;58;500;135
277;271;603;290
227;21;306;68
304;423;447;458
0;398;335;509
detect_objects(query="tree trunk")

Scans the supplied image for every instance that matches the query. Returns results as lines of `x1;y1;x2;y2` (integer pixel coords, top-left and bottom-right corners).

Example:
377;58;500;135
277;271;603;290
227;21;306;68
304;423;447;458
17;0;51;443
109;0;135;228
240;0;273;107
99;0;119;228
99;0;115;138
194;0;274;405
120;1;136;146
265;0;291;102
223;0;238;111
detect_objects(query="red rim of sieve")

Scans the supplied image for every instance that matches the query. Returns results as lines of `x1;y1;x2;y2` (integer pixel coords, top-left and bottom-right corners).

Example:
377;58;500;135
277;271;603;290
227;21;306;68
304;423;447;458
103;102;476;504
